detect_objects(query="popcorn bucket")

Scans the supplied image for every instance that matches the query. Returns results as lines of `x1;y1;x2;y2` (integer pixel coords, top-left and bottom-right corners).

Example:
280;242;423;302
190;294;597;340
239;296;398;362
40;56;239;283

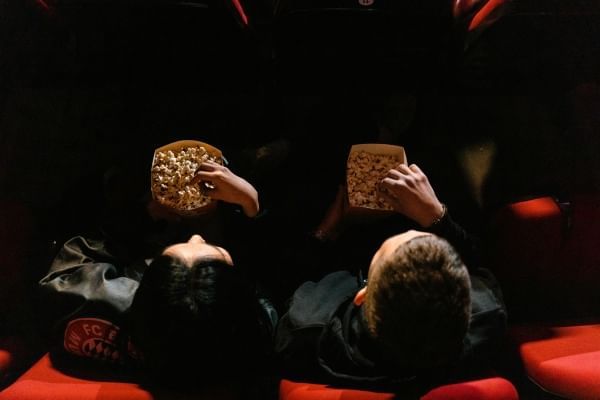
150;140;223;217
346;143;407;217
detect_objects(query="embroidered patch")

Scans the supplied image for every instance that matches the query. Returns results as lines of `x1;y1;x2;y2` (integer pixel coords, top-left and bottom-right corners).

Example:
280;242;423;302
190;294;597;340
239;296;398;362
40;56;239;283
64;318;123;363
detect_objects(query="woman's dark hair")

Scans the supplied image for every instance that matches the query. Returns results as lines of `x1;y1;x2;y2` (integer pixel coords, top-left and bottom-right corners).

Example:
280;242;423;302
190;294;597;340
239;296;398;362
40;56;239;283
129;254;264;386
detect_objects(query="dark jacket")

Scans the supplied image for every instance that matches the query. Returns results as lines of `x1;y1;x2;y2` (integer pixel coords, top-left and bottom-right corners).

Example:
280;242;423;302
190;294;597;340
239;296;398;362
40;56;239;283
39;235;278;366
274;211;507;389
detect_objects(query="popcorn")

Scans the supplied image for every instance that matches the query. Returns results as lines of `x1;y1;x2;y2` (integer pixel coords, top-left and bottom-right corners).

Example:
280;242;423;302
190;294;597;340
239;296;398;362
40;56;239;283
151;145;219;211
347;150;402;210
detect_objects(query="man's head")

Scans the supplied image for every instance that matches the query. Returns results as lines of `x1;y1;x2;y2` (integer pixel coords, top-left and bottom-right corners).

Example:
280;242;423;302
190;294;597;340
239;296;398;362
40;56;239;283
354;230;471;370
129;235;262;384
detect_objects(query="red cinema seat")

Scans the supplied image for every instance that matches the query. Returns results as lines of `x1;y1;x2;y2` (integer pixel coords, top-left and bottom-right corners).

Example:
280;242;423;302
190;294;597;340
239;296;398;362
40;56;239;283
453;0;512;48
510;324;600;400
0;200;38;387
490;195;600;399
280;380;394;400
420;377;518;400
464;0;511;33
0;354;152;400
0;352;245;400
488;196;600;321
280;378;518;400
0;337;28;386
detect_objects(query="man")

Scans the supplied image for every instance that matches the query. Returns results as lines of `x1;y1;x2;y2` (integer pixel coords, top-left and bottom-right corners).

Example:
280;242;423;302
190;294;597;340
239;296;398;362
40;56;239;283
274;163;506;390
38;161;277;387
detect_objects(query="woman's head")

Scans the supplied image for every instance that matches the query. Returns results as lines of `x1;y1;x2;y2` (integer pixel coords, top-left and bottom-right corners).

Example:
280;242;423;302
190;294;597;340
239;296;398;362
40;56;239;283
129;235;261;385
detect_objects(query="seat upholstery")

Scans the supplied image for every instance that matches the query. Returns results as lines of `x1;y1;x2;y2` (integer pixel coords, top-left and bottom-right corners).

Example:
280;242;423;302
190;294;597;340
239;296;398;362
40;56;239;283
491;195;600;399
488;196;600;320
0;352;249;400
420;377;519;400
0;337;28;385
280;380;394;400
280;378;519;400
467;0;510;32
0;353;152;400
0;201;36;386
510;324;600;400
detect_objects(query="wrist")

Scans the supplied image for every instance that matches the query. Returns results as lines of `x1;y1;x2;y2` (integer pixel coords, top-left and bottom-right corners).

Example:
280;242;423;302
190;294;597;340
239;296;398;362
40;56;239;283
239;192;260;218
240;201;259;218
422;203;447;228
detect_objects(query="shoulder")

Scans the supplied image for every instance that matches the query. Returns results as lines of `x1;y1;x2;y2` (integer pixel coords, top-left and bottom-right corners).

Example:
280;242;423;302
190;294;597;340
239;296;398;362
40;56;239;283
469;268;506;315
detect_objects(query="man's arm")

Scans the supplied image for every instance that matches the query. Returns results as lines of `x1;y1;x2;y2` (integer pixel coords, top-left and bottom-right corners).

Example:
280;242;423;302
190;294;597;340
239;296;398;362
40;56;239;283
426;210;482;271
312;163;479;265
380;164;507;370
378;163;480;268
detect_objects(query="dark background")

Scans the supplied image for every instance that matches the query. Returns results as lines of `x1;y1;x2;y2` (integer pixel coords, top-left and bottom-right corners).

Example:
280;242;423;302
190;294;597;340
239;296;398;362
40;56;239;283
2;0;600;327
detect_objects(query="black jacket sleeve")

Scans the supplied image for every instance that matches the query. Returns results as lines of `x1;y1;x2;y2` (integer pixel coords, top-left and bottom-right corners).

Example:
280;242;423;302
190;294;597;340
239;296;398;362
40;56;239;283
427;210;507;373
427;210;482;272
458;269;507;373
274;271;358;379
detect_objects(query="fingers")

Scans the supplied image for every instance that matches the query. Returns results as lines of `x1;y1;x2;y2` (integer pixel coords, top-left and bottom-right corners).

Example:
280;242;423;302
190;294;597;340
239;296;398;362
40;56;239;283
197;160;221;171
191;170;214;185
395;163;413;174
192;171;226;192
384;164;426;189
202;181;216;191
379;177;397;190
408;163;422;174
386;163;414;178
377;189;399;209
385;169;403;179
192;161;221;185
381;170;413;189
194;170;218;179
190;177;216;191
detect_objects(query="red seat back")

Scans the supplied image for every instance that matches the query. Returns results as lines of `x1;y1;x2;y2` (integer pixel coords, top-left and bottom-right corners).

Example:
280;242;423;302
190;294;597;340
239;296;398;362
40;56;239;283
280;378;518;400
488;195;600;321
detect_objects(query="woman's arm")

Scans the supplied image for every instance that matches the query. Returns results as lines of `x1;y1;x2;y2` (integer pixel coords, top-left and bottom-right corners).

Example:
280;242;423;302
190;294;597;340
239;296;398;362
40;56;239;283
193;160;260;218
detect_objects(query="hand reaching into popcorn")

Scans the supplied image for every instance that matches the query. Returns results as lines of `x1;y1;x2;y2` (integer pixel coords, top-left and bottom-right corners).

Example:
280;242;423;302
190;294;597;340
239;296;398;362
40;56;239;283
192;160;260;218
377;163;445;227
314;163;445;241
